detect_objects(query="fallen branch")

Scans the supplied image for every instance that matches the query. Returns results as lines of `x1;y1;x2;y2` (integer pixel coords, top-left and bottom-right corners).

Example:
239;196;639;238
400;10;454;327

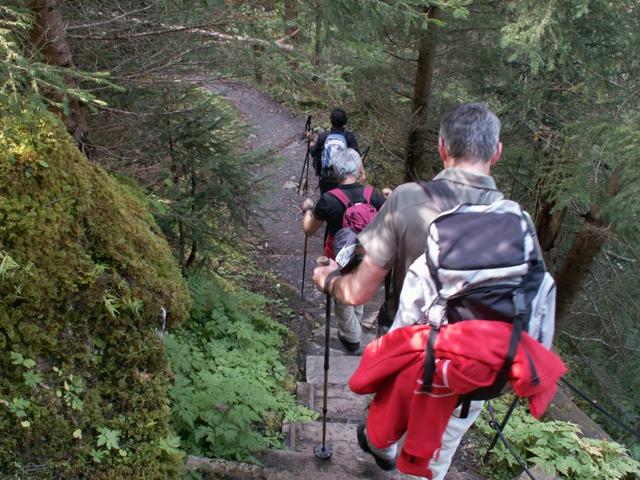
68;17;294;53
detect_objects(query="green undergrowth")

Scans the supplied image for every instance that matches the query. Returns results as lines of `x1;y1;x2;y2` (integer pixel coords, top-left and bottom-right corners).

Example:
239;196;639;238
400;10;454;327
476;396;640;480
166;257;315;464
0;106;190;477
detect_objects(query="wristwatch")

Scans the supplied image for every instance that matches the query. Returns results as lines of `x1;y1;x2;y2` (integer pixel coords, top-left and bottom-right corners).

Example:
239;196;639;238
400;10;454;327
323;269;341;296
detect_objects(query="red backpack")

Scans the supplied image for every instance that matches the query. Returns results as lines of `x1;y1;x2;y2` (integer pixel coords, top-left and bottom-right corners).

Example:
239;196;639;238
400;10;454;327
324;185;377;259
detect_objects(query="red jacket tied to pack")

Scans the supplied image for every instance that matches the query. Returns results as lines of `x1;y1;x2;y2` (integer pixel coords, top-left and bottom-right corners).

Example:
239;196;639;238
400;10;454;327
348;321;567;478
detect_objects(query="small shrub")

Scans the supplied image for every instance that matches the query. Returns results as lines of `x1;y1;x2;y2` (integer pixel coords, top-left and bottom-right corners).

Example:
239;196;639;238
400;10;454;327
477;397;640;480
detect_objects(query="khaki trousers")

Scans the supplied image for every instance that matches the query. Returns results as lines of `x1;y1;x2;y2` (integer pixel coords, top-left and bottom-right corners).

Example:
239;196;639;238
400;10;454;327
334;301;363;343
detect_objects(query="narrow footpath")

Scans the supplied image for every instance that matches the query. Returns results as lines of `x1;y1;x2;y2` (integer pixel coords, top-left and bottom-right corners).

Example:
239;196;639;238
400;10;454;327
188;80;483;480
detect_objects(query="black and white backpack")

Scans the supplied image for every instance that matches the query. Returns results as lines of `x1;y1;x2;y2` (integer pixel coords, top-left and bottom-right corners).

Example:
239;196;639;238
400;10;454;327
394;180;556;416
319;132;347;180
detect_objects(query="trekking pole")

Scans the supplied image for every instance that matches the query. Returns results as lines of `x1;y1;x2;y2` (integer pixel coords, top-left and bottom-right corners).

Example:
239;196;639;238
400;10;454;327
314;256;333;460
360;145;371;164
297;115;312;196
483;396;519;463
305;144;310;197
300;235;308;300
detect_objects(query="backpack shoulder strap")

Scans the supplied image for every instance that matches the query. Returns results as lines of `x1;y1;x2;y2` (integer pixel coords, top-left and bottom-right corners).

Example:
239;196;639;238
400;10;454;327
327;131;347;142
328;188;351;208
362;185;374;204
417;180;459;212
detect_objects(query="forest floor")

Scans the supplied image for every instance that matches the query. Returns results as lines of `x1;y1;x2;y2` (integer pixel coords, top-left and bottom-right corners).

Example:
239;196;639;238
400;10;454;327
201;79;485;480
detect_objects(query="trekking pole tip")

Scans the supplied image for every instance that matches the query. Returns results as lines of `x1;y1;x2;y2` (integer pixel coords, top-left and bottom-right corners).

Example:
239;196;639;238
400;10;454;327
313;444;333;460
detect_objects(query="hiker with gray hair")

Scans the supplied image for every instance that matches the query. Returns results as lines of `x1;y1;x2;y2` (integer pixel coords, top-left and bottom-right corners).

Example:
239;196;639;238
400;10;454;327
312;103;540;478
301;147;386;352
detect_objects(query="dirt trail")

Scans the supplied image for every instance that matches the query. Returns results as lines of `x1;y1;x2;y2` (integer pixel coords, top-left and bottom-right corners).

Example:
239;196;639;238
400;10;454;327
206;79;326;303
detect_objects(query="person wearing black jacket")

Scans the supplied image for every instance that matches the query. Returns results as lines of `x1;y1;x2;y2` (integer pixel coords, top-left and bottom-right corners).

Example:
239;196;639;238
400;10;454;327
309;108;360;194
301;148;384;352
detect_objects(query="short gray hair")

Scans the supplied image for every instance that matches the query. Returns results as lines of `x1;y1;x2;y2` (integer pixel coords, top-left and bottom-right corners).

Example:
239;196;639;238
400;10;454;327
439;103;501;163
332;147;362;180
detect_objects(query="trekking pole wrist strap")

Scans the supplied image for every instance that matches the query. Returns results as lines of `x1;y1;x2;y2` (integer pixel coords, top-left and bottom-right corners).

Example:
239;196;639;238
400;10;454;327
323;269;341;296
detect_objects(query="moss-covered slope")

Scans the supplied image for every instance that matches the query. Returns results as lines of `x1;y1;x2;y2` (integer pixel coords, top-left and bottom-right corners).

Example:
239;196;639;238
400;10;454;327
0;109;190;478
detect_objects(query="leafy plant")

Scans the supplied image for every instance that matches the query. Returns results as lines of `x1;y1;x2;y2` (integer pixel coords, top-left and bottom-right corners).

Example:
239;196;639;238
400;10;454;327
166;270;315;462
52;368;86;412
22;371;42;389
157;435;182;456
96;427;121;451
477;397;640;480
0;251;19;280
10;352;42;389
103;291;120;318
10;352;34;369
6;398;30;419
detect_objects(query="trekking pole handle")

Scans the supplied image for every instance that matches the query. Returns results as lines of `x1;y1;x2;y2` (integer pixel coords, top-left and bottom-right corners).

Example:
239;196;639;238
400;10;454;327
317;256;330;266
305;115;312;132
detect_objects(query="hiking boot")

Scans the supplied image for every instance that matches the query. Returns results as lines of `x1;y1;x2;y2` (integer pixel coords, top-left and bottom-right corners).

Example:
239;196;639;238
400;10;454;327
356;423;396;471
337;332;360;353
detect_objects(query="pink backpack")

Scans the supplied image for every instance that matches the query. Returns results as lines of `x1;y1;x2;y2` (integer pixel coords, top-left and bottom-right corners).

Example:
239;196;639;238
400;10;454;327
324;186;377;259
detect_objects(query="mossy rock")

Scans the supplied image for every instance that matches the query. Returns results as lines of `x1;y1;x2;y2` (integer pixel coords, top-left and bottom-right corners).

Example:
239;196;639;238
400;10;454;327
0;108;190;478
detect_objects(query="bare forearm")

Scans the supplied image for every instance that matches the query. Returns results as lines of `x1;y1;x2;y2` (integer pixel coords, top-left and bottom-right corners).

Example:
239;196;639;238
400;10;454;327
331;273;374;305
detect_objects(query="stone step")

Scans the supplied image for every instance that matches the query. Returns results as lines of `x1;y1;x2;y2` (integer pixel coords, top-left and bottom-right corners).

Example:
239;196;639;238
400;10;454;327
311;308;379;326
263;450;483;480
296;382;370;423
280;421;394;479
311;326;378;344
308;327;377;356
360;310;378;329
306;355;361;385
307;342;346;357
280;422;484;480
187;452;373;480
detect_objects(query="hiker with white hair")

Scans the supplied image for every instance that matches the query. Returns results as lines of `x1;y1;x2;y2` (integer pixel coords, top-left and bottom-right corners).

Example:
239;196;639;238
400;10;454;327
301;147;385;352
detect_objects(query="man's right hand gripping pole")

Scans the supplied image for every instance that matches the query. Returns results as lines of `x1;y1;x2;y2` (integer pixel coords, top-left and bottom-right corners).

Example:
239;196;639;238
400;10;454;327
314;256;341;295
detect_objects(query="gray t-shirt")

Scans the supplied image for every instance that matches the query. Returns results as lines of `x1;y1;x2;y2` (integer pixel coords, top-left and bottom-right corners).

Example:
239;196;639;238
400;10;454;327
358;167;503;312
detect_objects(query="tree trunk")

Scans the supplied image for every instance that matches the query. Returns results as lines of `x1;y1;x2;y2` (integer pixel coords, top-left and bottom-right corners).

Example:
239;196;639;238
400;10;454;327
535;200;567;253
535;199;567;272
27;0;89;154
404;7;439;182
314;0;323;68
554;208;608;324
530;115;565;266
284;0;298;41
554;167;622;325
185;163;198;270
252;45;264;83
